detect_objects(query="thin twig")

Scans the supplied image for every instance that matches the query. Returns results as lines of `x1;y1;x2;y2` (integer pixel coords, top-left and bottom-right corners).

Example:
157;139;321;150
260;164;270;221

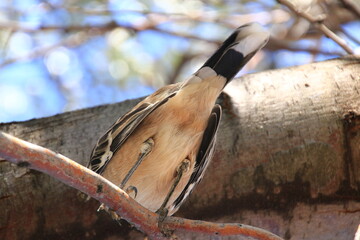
0;131;283;240
277;0;354;54
0;21;219;69
0;21;118;33
0;21;217;43
63;5;274;28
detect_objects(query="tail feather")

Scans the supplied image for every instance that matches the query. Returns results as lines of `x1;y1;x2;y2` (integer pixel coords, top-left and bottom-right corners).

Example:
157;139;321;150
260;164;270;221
201;29;241;70
199;22;270;84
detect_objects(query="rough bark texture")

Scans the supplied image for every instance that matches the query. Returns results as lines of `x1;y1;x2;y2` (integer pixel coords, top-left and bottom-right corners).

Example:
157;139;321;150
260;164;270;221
1;56;360;240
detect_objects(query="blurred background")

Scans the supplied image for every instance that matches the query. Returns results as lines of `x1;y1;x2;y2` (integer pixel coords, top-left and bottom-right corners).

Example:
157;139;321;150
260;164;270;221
0;0;359;123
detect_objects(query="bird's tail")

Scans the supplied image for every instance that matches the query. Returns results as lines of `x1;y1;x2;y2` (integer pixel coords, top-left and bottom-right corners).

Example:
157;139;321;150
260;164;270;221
198;22;270;85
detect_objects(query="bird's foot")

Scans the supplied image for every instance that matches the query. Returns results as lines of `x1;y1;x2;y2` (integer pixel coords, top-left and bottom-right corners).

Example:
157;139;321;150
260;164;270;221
156;207;169;223
97;203;122;221
125;185;138;199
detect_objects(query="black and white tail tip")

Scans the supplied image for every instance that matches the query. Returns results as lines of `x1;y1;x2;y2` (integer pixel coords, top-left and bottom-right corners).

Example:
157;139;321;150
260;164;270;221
200;22;270;84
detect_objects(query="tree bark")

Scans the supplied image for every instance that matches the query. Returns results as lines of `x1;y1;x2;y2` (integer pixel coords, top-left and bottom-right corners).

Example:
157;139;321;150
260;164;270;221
1;56;359;240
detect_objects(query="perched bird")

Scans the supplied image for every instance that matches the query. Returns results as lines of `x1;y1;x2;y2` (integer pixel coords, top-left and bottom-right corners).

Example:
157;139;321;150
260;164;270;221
87;22;270;218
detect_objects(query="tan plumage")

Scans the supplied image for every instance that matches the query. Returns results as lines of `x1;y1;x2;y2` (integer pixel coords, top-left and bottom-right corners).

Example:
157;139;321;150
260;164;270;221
87;22;270;216
101;73;224;214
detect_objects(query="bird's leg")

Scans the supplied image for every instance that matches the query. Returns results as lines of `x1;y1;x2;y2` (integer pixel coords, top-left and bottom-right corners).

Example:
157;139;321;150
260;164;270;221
125;185;138;199
98;138;154;223
156;159;191;222
120;137;154;189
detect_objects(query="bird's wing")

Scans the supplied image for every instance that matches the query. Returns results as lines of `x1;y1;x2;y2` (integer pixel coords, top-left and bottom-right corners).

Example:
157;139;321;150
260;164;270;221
88;84;181;174
170;104;222;213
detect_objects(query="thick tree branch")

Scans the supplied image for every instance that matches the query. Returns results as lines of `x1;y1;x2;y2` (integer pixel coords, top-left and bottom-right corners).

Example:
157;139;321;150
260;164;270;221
0;131;283;240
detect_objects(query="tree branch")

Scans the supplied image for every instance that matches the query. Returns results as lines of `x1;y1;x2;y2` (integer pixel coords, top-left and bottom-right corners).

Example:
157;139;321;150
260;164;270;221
0;21;216;43
277;0;354;54
0;131;283;240
0;21;218;69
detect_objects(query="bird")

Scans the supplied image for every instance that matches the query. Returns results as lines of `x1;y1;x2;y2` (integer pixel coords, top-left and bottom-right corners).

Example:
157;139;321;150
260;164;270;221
87;22;270;219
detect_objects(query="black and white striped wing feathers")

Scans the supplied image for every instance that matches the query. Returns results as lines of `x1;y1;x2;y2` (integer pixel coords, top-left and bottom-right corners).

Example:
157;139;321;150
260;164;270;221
169;104;222;213
88;85;180;174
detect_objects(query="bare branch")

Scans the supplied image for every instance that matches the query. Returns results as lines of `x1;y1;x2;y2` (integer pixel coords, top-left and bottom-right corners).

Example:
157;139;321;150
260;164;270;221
277;0;354;54
0;21;221;70
0;20;216;43
0;21;119;33
0;131;283;240
64;6;276;28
